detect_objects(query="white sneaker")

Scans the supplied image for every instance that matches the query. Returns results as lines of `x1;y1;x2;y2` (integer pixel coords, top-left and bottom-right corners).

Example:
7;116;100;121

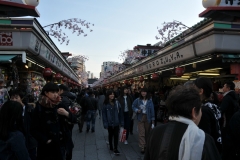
124;140;128;145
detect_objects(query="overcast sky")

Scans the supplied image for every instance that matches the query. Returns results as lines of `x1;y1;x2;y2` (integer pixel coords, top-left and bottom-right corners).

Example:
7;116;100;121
36;0;206;78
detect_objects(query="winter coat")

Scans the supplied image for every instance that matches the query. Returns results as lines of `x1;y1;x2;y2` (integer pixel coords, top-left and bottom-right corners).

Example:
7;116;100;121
0;131;30;160
102;101;124;128
32;102;76;160
132;98;155;123
220;91;239;128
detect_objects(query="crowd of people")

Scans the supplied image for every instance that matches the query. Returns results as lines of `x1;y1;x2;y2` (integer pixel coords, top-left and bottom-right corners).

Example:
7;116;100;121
0;77;239;160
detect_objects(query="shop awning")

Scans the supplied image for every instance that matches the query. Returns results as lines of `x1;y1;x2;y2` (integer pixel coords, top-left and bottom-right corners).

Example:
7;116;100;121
0;51;26;63
222;54;240;63
0;55;16;62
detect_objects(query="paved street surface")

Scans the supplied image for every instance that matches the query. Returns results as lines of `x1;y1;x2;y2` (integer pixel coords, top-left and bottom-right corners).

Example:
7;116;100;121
72;115;145;160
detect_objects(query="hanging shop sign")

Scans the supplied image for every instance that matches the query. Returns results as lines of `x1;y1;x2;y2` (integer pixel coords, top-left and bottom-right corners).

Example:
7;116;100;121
0;32;13;46
202;0;240;8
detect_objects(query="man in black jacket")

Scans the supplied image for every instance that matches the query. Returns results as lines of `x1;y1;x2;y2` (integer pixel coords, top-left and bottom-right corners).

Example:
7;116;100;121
220;81;239;160
10;90;38;160
59;84;77;160
85;90;98;132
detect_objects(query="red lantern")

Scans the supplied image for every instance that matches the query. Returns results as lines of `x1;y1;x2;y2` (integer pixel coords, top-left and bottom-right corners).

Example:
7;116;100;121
130;79;134;84
152;73;159;81
124;80;129;84
68;79;71;83
175;67;184;77
42;68;52;77
55;73;62;80
139;76;144;82
62;77;67;82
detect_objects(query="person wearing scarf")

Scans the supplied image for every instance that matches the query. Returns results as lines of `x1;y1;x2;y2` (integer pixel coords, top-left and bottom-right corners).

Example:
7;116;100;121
144;85;221;160
31;83;76;160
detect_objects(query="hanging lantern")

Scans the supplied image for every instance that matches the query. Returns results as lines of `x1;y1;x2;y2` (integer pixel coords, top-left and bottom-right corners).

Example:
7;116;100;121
55;73;62;80
202;0;221;8
25;0;40;7
68;79;71;83
62;77;67;82
124;80;129;84
175;67;184;77
42;68;52;77
130;79;134;84
152;73;159;81
139;76;144;82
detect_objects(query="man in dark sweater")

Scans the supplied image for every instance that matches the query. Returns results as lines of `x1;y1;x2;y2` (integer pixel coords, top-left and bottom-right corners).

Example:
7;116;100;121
144;85;221;160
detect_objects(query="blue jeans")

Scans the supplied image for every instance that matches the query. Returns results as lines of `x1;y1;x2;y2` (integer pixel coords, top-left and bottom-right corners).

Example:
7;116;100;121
86;110;96;131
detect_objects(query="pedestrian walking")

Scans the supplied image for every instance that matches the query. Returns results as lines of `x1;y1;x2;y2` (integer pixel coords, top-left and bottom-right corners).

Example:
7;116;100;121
31;83;76;160
85;90;98;132
0;101;31;160
102;90;124;155
117;87;133;145
132;88;155;154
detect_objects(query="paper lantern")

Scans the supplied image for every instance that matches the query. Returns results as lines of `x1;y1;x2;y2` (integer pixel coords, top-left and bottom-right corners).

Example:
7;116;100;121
152;73;159;81
130;79;134;84
42;68;52;77
139;76;144;82
62;77;67;82
124;80;129;84
25;0;40;6
55;73;62;80
202;0;220;8
175;67;184;77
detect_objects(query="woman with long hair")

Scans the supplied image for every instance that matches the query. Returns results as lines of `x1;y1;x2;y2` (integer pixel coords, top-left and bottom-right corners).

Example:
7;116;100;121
31;83;76;160
117;87;133;144
102;90;123;155
132;88;155;154
0;101;30;160
194;77;222;153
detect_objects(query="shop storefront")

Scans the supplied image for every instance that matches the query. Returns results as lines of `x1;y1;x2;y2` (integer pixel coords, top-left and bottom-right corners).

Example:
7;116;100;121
98;20;240;92
0;18;81;106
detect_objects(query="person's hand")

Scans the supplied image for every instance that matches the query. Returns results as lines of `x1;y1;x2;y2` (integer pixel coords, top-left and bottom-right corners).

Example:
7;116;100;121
137;109;141;113
57;108;69;117
46;139;52;144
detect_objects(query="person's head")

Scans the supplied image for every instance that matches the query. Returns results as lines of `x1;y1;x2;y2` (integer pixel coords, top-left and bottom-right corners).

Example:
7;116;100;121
139;88;149;99
0;101;24;140
88;90;94;97
58;84;69;94
184;80;194;87
166;85;202;125
41;83;59;101
222;81;235;93
194;77;213;101
9;90;24;106
120;87;128;96
104;90;115;104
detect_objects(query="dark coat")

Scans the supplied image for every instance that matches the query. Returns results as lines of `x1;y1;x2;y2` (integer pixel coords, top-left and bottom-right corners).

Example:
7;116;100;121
0;131;30;160
31;102;76;160
23;103;38;150
117;95;133;117
220;91;239;128
85;96;98;111
144;121;221;160
102;101;124;128
60;92;77;108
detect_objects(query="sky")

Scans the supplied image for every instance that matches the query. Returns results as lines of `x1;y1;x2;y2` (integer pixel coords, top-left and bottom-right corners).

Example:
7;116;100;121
36;0;206;78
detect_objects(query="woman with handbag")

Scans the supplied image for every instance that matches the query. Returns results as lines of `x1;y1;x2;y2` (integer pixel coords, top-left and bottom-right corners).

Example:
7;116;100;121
102;90;124;155
132;88;155;154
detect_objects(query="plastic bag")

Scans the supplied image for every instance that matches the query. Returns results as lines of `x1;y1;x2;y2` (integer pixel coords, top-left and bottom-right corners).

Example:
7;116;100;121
119;127;127;142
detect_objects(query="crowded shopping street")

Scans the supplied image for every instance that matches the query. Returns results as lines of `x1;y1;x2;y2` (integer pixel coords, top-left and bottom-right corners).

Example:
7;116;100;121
1;0;240;160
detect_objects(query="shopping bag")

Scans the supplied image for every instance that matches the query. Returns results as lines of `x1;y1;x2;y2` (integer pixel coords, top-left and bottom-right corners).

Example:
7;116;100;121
119;128;127;142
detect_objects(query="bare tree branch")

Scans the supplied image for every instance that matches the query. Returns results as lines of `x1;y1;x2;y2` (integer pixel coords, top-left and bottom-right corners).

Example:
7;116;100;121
43;18;94;45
